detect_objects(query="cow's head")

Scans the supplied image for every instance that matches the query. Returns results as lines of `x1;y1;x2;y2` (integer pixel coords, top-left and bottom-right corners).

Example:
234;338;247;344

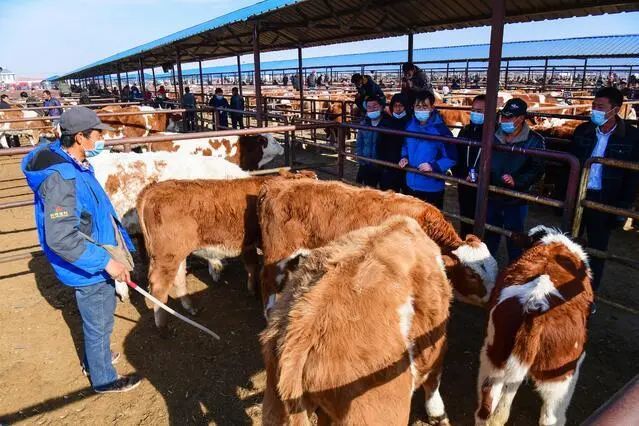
441;235;498;307
264;248;313;319
258;134;284;168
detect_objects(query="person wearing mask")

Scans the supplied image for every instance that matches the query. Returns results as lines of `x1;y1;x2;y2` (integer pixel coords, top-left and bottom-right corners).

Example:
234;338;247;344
355;95;385;188
377;93;411;192
130;84;141;100
181;87;196;132
485;98;545;262
43;90;63;120
282;75;289;87
351;73;385;115
291;74;299;91
21;107;141;393
401;62;432;107
399;90;456;209
0;94;11;109
229;87;245;129
157;85;166;99
571;87;639;302
454;94;485;238
209;88;230;128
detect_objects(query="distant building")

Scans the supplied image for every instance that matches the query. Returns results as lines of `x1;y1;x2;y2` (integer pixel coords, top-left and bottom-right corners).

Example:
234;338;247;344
0;67;16;83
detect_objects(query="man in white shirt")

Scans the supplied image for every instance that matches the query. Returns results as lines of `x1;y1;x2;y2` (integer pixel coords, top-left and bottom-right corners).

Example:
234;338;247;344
571;87;639;308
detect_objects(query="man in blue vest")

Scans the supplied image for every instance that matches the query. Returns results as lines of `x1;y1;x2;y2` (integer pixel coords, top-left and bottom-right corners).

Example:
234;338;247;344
22;107;141;393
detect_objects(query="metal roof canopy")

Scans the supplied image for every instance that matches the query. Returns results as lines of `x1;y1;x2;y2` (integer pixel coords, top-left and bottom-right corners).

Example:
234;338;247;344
57;0;639;79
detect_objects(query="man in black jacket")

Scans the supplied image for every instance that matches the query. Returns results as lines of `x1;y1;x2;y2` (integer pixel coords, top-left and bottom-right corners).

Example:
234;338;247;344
454;94;485;238
401;62;432;108
486;98;545;262
377;93;411;192
351;73;385;114
571;87;639;294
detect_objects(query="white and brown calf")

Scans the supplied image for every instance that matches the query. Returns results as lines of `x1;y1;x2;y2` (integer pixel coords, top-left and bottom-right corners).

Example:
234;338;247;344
476;226;593;426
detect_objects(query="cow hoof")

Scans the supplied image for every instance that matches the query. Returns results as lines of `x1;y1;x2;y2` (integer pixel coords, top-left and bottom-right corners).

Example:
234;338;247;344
186;306;200;316
427;415;451;426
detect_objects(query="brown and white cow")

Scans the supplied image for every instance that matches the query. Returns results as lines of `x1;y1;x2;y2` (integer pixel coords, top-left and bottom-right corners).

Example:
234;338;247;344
97;105;177;139
258;179;498;316
0;108;51;147
260;216;452;425
89;152;249;235
136;170;317;328
476;226;593;426
147;133;284;170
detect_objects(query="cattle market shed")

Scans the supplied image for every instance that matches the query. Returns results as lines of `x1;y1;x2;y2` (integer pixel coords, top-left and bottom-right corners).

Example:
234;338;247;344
52;0;639;238
155;34;639;91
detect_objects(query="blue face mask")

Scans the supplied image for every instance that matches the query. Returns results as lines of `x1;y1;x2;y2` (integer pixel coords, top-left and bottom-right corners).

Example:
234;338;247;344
500;121;517;134
215;95;224;100
367;110;381;120
393;111;407;119
414;110;431;122
470;111;484;125
591;109;611;126
85;139;105;158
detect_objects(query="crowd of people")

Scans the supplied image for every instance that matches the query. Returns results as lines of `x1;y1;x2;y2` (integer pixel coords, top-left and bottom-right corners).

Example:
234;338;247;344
352;64;639;304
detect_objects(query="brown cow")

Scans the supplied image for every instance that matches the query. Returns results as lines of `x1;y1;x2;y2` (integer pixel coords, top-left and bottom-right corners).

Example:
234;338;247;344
475;225;593;426
136;170;316;329
258;179;498;316
261;216;452;425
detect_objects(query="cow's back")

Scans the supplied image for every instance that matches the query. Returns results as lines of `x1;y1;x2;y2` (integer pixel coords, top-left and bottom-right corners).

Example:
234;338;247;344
258;179;462;260
137;177;268;256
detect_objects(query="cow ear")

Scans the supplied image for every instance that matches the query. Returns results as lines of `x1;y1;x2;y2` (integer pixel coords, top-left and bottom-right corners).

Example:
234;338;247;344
440;254;458;270
285;250;309;272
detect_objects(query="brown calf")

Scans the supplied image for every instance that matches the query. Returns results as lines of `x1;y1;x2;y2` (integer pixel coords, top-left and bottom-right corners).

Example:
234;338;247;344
261;216;452;425
476;226;593;426
258;179;498;315
136;171;316;329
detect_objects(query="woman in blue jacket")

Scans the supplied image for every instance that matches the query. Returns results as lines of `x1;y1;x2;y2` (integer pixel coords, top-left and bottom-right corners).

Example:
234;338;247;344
399;90;457;209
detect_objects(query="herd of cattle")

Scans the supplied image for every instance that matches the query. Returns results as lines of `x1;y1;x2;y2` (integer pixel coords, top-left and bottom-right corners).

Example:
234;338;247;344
2;91;599;425
76;137;590;425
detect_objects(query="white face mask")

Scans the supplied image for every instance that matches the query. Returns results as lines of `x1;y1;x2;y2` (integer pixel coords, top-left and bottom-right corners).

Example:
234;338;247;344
393;111;407;119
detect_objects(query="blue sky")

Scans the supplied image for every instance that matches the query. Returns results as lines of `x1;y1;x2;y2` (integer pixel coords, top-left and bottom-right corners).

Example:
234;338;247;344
1;0;638;78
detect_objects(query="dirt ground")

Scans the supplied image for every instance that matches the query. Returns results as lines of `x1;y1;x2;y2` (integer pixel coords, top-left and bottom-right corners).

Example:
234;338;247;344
1;146;638;426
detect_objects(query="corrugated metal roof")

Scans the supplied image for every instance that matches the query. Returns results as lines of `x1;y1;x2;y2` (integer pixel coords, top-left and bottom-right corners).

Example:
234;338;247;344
158;34;639;78
54;0;639;80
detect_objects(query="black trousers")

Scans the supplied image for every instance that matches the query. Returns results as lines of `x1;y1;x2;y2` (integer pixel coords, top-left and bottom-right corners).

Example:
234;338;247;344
581;190;614;292
184;111;196;131
356;164;382;188
231;114;244;129
408;188;444;210
379;168;406;193
457;184;477;239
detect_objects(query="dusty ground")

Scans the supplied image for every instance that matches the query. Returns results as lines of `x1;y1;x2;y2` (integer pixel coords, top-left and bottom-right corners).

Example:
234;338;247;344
1;146;638;426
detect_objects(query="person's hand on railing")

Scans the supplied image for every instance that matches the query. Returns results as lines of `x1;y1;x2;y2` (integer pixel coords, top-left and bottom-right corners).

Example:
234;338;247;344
399;158;409;168
418;162;433;172
502;174;515;187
